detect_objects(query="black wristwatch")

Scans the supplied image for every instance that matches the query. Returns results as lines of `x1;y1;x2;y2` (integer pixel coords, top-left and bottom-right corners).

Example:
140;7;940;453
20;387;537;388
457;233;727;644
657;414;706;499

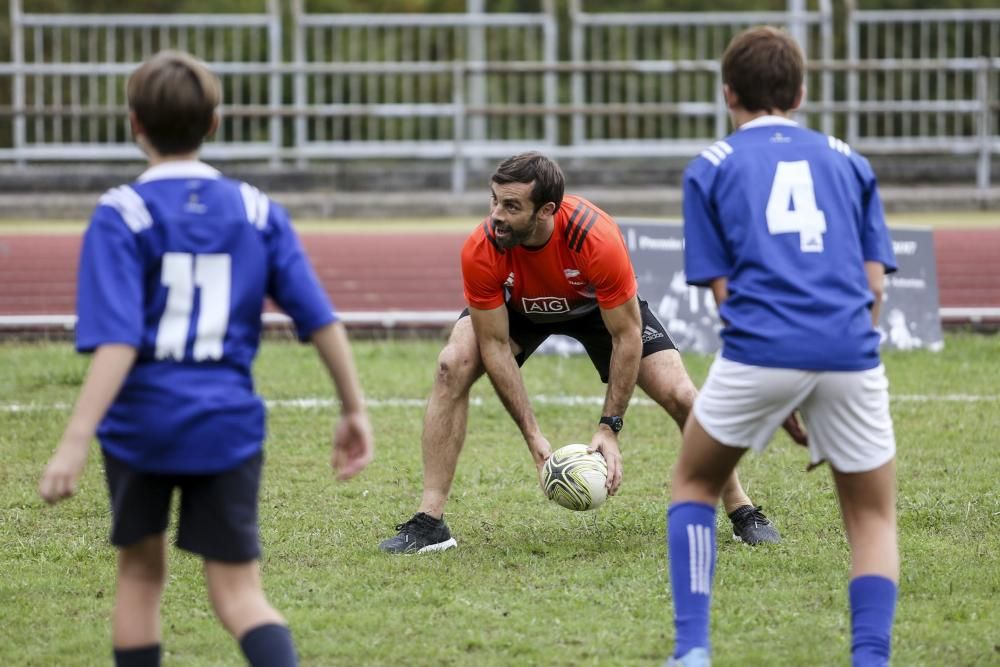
599;415;624;433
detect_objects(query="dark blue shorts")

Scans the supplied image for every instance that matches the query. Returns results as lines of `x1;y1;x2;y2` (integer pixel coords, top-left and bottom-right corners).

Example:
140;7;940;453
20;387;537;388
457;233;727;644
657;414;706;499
103;451;263;562
461;297;676;383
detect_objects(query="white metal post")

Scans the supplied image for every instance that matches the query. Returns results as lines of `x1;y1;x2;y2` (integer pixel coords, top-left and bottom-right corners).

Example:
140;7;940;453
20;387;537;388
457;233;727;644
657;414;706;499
267;0;282;168
467;0;486;152
569;0;585;149
292;0;307;168
11;0;26;167
819;0;834;136
542;0;558;147
976;59;991;200
846;0;859;146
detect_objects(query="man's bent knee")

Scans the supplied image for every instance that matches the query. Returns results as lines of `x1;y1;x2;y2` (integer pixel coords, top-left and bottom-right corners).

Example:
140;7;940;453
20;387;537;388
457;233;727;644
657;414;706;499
434;345;480;392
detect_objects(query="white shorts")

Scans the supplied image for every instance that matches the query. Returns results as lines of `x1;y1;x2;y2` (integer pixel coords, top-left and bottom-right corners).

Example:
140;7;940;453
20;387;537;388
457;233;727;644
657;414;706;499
693;356;896;473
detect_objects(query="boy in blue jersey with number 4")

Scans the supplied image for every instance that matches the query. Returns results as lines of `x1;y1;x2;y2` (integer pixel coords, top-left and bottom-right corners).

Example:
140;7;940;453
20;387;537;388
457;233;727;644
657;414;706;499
665;28;898;667
38;51;374;667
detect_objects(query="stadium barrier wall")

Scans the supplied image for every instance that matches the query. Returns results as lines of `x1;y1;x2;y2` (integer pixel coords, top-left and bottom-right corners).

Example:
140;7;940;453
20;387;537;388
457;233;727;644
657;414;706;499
538;221;944;356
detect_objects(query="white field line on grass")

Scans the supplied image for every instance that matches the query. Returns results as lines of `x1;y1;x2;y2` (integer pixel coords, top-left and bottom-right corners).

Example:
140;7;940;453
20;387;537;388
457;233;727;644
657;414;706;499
2;393;998;413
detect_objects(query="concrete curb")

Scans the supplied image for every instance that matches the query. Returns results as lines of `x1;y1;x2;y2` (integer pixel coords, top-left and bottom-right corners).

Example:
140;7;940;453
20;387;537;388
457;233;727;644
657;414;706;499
0;185;996;220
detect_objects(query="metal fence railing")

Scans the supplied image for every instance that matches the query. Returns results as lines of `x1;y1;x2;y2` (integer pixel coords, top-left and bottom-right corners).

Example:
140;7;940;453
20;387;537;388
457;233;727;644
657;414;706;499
847;9;1000;192
1;0;997;195
567;0;835;145
3;0;282;166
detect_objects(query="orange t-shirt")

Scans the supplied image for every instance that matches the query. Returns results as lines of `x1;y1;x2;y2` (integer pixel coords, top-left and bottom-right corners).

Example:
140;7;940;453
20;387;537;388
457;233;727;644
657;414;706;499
461;194;637;322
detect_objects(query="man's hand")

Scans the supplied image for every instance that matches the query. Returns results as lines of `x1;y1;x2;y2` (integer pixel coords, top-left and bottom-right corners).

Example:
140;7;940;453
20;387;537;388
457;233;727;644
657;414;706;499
38;434;91;505
588;428;622;495
530;434;553;492
782;411;808;446
331;410;374;481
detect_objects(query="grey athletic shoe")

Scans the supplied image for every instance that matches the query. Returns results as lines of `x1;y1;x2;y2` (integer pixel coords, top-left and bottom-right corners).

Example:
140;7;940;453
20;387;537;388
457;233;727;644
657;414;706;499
378;512;457;554
664;647;711;667
728;505;781;545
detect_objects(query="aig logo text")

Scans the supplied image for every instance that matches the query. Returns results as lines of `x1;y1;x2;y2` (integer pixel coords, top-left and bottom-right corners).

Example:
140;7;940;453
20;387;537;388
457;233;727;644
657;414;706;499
522;297;570;314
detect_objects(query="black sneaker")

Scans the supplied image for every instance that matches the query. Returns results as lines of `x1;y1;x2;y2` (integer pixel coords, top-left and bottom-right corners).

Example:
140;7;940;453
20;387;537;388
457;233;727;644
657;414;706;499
378;512;458;554
728;505;781;545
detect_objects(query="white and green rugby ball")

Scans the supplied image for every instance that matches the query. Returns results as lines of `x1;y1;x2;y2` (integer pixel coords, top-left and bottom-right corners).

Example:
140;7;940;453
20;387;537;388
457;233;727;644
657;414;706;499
542;444;609;511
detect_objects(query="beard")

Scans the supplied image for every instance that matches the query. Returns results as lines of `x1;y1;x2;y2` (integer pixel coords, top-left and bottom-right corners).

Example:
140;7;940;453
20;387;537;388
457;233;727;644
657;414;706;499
492;213;537;249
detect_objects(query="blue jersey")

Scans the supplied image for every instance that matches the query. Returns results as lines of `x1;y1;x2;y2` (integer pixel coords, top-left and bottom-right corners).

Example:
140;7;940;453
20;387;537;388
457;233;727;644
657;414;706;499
682;117;896;371
76;161;336;473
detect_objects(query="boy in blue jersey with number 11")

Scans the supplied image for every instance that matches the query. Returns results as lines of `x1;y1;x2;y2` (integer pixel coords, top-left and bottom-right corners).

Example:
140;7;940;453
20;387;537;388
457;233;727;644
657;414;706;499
38;51;374;667
665;28;898;666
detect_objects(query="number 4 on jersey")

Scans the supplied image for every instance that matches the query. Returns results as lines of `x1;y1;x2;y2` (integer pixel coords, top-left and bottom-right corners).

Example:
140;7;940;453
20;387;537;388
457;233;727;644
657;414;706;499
765;160;827;253
155;252;231;361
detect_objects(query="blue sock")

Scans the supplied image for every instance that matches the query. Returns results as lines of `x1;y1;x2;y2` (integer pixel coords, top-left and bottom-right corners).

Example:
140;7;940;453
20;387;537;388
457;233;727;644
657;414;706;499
849;575;897;667
239;623;298;667
667;501;716;658
113;644;160;667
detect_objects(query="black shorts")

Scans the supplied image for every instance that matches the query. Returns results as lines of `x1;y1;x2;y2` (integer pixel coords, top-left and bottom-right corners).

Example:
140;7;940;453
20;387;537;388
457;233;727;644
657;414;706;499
103;451;263;563
461;298;676;383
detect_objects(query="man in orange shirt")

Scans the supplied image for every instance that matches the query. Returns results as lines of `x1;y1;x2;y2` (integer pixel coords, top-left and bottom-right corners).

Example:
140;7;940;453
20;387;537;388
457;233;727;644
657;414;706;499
379;152;798;553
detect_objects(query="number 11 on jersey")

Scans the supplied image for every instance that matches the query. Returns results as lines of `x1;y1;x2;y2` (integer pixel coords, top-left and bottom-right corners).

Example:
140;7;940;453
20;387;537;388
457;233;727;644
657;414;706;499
155;252;232;362
766;160;827;253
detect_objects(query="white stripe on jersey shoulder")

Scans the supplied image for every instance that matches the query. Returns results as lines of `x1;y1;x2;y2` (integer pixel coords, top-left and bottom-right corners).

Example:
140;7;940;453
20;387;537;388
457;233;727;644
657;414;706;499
136;160;221;183
240;182;270;230
699;140;734;167
97;185;153;233
827;135;853;156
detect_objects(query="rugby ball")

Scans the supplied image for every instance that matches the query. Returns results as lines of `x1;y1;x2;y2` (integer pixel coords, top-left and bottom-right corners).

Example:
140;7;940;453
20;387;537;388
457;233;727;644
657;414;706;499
541;444;609;511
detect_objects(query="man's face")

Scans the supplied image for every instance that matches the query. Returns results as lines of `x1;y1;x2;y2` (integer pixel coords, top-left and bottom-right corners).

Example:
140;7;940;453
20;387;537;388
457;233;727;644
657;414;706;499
489;181;539;249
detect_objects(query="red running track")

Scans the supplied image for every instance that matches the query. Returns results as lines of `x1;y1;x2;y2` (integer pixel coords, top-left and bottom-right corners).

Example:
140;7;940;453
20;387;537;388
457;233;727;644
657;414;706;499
0;229;998;320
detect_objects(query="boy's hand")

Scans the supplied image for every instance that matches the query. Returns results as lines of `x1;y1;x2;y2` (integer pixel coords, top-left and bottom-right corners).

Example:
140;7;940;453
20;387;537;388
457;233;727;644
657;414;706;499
331;410;374;481
39;436;91;504
782;411;808;446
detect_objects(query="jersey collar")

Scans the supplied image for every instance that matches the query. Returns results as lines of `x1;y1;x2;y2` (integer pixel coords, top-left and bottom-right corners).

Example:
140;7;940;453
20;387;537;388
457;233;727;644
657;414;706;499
136;160;222;183
738;115;799;131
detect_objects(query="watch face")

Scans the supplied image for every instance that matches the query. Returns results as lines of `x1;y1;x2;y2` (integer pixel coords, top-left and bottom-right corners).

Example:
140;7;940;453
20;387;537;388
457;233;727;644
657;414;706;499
601;416;623;432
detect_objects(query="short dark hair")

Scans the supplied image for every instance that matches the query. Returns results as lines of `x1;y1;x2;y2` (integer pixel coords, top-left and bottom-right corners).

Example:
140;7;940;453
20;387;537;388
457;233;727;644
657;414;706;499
721;26;804;113
491;152;565;212
127;50;220;155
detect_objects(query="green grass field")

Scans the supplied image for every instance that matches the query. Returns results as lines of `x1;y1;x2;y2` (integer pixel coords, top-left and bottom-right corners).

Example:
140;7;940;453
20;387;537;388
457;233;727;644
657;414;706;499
1;334;998;666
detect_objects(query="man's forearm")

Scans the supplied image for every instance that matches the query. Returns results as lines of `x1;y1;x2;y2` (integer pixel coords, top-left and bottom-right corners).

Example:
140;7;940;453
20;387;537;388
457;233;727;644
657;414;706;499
602;335;641;417
480;342;540;445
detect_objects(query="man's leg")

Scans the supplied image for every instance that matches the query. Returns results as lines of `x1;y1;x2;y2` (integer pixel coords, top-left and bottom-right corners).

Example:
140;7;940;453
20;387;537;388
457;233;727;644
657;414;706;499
380;317;498;553
666;415;745;664
418;316;486;518
204;559;296;667
833;461;899;667
637;350;762;516
112;533;167;667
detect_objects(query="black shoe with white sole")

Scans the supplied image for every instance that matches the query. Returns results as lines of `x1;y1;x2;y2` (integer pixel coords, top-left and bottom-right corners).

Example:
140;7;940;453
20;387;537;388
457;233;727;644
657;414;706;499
728;505;781;545
378;512;457;554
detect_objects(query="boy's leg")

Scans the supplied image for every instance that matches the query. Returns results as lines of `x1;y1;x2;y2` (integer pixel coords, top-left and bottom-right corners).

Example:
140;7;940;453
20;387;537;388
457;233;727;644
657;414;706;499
637;349;776;545
803;365;897;666
667;415;745;661
832;461;899;667
204;559;295;667
637;349;752;510
104;453;174;667
113;533;167;667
